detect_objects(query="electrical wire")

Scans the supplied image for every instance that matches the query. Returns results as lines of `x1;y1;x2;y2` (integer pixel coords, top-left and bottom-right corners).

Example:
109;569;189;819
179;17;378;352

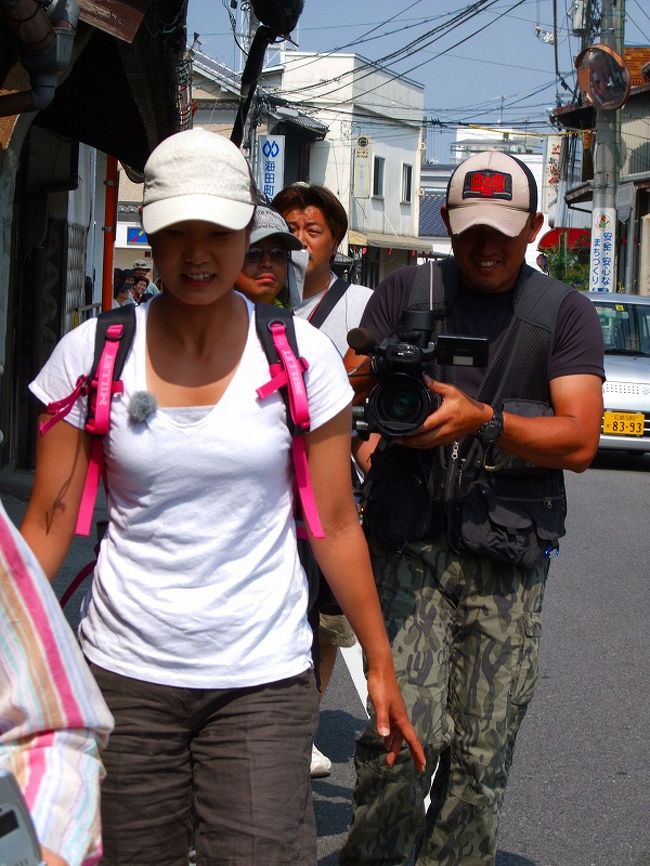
269;0;501;99
631;0;650;26
625;9;650;42
265;0;431;78
315;0;529;107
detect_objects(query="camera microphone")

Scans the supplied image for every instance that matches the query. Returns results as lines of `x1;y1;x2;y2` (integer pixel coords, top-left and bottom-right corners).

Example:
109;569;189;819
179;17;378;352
347;328;377;353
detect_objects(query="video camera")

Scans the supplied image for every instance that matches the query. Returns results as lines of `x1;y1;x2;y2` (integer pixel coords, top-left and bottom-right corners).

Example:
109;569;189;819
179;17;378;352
348;309;488;438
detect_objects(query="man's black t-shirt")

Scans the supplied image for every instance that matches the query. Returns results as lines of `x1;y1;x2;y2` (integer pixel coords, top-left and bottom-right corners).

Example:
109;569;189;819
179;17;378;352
357;263;604;399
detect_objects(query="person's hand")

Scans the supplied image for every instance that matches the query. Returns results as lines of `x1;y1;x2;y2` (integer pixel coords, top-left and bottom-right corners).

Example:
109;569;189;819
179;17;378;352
396;376;490;450
41;845;70;866
366;667;426;772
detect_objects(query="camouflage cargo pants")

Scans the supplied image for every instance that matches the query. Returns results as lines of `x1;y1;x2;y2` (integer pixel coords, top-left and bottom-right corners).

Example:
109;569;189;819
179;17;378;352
340;538;549;866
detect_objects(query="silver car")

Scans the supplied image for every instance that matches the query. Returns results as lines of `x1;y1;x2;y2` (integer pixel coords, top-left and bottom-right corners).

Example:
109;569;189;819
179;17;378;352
587;291;650;452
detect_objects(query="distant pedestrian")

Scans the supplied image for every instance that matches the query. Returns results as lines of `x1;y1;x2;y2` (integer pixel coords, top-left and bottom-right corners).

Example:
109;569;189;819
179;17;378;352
132;258;159;296
132;276;153;304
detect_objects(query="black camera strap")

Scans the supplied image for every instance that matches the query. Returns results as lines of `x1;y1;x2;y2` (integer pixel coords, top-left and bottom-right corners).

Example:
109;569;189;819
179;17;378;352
308;277;350;329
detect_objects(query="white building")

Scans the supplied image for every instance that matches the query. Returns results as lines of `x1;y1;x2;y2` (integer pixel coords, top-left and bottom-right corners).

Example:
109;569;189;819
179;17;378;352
115;48;429;287
261;50;429;285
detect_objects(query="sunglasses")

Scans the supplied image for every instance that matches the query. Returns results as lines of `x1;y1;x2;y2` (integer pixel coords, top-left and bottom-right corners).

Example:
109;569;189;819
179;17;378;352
244;247;290;264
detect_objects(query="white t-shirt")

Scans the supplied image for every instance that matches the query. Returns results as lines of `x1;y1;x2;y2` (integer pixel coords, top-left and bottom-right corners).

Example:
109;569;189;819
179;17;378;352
30;296;353;689
293;276;373;356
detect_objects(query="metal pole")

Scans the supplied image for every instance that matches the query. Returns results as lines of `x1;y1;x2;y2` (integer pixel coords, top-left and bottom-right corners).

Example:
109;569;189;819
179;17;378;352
589;0;624;292
101;155;118;312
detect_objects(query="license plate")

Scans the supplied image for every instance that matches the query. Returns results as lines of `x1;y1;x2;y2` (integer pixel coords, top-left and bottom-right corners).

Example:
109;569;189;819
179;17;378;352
602;411;645;436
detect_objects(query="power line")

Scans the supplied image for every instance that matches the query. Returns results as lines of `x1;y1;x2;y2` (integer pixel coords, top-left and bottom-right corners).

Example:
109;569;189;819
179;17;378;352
328;0;529;107
269;0;501;100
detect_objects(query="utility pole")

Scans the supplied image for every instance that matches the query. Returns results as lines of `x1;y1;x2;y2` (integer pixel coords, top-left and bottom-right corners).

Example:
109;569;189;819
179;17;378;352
589;0;625;291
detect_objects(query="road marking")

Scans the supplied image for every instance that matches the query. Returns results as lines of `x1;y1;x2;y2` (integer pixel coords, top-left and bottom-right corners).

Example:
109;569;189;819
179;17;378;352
341;643;368;714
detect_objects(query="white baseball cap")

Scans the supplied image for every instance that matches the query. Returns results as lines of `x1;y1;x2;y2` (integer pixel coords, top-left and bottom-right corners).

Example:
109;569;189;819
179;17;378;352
446;151;538;238
249;206;303;250
141;128;256;236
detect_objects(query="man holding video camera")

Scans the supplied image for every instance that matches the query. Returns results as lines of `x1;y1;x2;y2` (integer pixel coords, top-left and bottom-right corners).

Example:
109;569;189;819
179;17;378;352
340;151;604;866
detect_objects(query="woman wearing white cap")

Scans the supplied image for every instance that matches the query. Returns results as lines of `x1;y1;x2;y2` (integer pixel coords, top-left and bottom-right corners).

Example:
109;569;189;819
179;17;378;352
21;128;424;866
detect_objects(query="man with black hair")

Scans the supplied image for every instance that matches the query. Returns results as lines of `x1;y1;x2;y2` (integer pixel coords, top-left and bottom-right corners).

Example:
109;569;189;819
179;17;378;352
339;150;604;866
273;182;372;777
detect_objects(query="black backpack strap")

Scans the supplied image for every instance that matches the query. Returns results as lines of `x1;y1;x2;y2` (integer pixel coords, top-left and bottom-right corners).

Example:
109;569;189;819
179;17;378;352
90;304;137;382
308;277;350;329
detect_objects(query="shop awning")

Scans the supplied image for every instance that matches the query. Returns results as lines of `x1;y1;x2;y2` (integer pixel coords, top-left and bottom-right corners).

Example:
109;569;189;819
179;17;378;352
538;227;591;250
348;230;367;245
366;231;433;252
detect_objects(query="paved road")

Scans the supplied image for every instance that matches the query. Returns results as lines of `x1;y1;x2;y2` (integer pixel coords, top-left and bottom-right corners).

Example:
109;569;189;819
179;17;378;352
3;452;649;866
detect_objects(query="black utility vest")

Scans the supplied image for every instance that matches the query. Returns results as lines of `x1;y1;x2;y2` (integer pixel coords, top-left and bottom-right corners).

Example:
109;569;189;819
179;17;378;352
362;259;572;559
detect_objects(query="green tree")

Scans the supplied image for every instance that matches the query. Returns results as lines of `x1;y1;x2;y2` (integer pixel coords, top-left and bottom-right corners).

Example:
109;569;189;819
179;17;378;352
544;242;590;290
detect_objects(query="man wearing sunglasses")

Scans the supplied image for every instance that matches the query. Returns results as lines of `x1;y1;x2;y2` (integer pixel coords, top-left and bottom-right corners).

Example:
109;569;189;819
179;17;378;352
235;206;303;307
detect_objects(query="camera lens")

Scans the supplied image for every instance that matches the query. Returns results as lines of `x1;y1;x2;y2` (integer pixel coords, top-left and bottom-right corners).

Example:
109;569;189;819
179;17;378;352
377;384;423;425
367;373;436;437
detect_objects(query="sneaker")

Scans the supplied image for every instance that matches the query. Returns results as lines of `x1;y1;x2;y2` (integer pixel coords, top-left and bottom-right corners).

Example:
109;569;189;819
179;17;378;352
310;744;332;778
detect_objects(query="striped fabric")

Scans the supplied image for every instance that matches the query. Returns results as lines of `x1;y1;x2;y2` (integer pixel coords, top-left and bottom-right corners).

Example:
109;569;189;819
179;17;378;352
0;500;113;866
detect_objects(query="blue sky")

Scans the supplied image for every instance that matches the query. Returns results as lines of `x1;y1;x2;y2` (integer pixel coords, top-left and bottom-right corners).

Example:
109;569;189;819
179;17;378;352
187;0;650;162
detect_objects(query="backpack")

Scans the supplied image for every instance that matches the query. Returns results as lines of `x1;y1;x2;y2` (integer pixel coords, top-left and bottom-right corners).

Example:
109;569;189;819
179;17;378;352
41;302;324;607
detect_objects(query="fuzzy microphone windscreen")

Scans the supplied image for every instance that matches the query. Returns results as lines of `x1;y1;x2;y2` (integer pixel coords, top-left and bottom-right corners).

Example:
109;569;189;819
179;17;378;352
128;391;158;423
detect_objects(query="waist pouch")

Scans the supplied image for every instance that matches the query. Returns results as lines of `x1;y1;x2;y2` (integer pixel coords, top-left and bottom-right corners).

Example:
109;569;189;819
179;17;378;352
361;446;444;549
448;474;567;569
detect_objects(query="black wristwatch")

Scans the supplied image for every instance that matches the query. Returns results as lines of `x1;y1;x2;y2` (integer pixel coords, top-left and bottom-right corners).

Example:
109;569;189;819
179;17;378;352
477;407;504;447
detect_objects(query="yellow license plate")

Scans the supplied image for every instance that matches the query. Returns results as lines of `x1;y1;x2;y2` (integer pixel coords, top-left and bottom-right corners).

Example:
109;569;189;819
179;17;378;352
602;411;645;436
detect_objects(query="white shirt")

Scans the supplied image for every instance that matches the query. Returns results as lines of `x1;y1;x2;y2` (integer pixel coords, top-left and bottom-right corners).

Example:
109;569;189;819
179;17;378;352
30;297;353;689
293;274;373;356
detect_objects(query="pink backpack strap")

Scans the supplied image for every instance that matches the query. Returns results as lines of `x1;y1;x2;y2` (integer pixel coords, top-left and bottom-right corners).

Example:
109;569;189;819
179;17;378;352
85;323;125;436
256;318;325;539
39;320;127;537
73;323;125;535
257;322;311;432
291;437;324;539
74;439;105;536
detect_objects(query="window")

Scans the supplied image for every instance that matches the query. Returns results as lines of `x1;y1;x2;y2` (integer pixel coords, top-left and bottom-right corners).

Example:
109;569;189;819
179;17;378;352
401;163;413;203
372;156;385;197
